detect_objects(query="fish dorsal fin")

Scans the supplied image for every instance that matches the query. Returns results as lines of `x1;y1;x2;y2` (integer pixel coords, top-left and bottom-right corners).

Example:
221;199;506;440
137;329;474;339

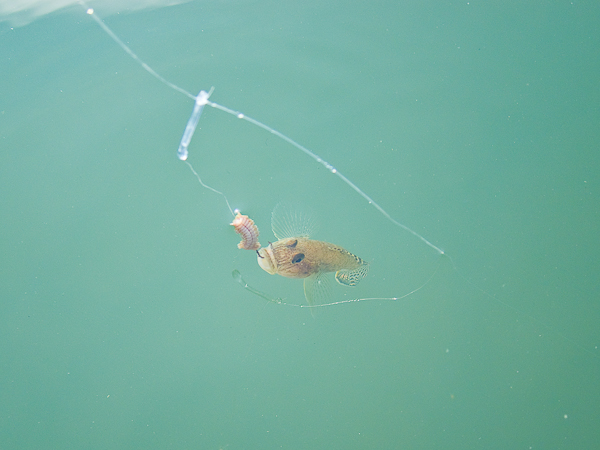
271;202;317;240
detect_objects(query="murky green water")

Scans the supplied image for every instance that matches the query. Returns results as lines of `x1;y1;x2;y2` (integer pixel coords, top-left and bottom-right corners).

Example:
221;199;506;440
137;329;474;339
1;1;599;448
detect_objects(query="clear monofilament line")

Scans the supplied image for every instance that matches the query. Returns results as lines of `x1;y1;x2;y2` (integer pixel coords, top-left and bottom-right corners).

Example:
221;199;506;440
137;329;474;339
79;4;600;358
184;161;234;217
79;1;195;100
80;3;443;255
209;102;445;255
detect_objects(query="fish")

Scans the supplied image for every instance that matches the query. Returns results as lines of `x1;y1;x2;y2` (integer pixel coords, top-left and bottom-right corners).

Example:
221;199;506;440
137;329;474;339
256;204;369;308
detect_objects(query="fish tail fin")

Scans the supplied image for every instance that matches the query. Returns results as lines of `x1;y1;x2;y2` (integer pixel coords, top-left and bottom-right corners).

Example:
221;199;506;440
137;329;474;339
335;261;370;286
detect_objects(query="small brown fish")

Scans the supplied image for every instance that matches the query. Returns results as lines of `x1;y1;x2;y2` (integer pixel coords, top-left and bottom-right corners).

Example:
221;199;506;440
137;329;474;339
257;237;369;284
256;204;369;308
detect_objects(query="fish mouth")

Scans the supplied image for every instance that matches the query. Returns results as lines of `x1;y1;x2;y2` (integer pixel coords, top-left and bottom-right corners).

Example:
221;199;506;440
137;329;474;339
257;246;277;274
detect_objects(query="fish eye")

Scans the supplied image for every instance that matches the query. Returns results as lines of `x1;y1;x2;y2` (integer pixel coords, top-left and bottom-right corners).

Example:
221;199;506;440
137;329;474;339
287;240;298;248
291;253;305;264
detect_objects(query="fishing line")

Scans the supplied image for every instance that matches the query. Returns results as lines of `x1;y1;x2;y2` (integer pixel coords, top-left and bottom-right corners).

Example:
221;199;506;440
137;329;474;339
232;258;442;308
78;3;598;356
79;2;443;255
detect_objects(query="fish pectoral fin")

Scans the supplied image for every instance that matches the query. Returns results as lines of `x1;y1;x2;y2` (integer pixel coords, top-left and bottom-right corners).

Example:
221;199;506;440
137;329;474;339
303;272;333;310
335;262;370;286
